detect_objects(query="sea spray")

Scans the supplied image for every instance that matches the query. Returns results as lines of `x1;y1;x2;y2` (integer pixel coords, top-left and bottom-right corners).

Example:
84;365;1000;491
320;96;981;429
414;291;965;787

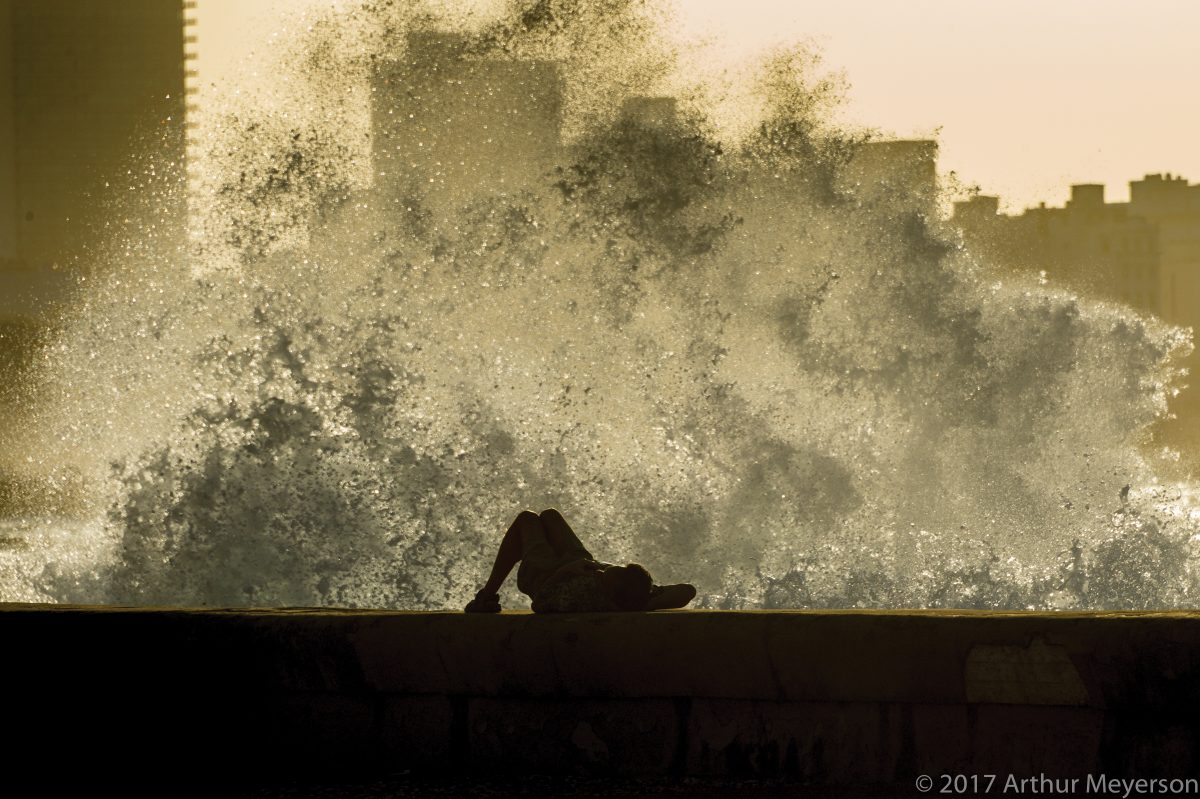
6;0;1198;610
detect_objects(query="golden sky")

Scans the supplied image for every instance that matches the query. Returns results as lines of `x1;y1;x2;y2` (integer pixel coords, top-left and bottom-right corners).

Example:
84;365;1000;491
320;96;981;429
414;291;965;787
197;0;1200;213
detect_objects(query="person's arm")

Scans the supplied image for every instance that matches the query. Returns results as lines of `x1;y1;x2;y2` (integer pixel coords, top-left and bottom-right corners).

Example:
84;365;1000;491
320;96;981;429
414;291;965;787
644;583;697;611
531;559;601;613
539;558;599;590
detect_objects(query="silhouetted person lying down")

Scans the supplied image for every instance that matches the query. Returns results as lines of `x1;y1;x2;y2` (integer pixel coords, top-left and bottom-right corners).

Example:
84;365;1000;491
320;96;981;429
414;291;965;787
465;509;697;613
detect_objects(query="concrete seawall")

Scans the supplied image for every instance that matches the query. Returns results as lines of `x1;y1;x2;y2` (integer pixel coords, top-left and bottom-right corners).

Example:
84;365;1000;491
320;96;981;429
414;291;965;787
3;606;1200;791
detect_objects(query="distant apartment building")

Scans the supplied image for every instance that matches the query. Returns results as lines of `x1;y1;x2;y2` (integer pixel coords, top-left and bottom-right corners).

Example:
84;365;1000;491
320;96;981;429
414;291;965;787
371;32;563;220
371;32;943;221
0;0;190;325
954;175;1200;321
954;175;1200;456
841;139;939;214
618;95;679;130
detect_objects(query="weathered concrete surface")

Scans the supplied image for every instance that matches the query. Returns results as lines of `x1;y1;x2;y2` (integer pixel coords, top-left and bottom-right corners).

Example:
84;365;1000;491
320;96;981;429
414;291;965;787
3;606;1200;791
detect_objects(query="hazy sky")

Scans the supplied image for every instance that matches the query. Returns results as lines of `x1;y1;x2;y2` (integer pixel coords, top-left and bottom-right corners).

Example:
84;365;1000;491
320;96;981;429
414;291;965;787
197;0;1200;213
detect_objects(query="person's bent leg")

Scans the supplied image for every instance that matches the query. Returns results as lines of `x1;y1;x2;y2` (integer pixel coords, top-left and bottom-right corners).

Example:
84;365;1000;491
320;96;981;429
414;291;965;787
540;508;593;560
466;511;541;612
481;510;541;595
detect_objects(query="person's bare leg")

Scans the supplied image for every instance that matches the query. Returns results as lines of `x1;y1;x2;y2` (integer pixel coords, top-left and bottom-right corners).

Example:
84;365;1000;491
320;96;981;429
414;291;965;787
479;510;541;596
539;508;585;557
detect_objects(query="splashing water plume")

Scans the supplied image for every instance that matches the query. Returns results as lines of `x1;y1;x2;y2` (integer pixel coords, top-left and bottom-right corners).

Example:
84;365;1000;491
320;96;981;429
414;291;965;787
5;0;1200;610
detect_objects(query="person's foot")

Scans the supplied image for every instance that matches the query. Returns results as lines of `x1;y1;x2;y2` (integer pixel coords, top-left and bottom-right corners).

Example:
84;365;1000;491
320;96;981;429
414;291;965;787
464;590;501;613
646;583;697;610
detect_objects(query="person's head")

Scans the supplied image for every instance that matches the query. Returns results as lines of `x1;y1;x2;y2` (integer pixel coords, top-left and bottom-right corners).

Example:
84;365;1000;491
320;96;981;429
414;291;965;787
600;563;653;611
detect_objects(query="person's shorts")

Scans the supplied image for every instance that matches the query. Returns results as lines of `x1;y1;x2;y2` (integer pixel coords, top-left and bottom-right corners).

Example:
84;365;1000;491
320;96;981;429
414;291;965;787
516;522;593;598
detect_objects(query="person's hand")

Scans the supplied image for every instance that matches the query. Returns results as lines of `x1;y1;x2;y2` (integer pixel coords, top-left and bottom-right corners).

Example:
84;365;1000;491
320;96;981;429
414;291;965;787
464;590;501;613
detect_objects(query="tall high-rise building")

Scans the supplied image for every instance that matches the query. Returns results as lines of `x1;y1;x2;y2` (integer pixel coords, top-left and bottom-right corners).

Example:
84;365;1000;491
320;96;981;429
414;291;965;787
1130;174;1200;325
371;32;564;221
0;0;189;323
0;6;15;273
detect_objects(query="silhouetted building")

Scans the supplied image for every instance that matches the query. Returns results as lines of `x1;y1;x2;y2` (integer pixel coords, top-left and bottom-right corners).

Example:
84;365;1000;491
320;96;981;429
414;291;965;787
371;32;563;219
1130;174;1200;324
841;139;939;214
953;176;1200;317
0;9;15;274
0;0;188;324
954;174;1200;460
619;96;678;129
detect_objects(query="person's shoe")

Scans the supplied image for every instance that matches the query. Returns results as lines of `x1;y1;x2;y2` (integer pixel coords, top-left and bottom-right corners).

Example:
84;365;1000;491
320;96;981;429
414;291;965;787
646;583;697;610
464;591;501;613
